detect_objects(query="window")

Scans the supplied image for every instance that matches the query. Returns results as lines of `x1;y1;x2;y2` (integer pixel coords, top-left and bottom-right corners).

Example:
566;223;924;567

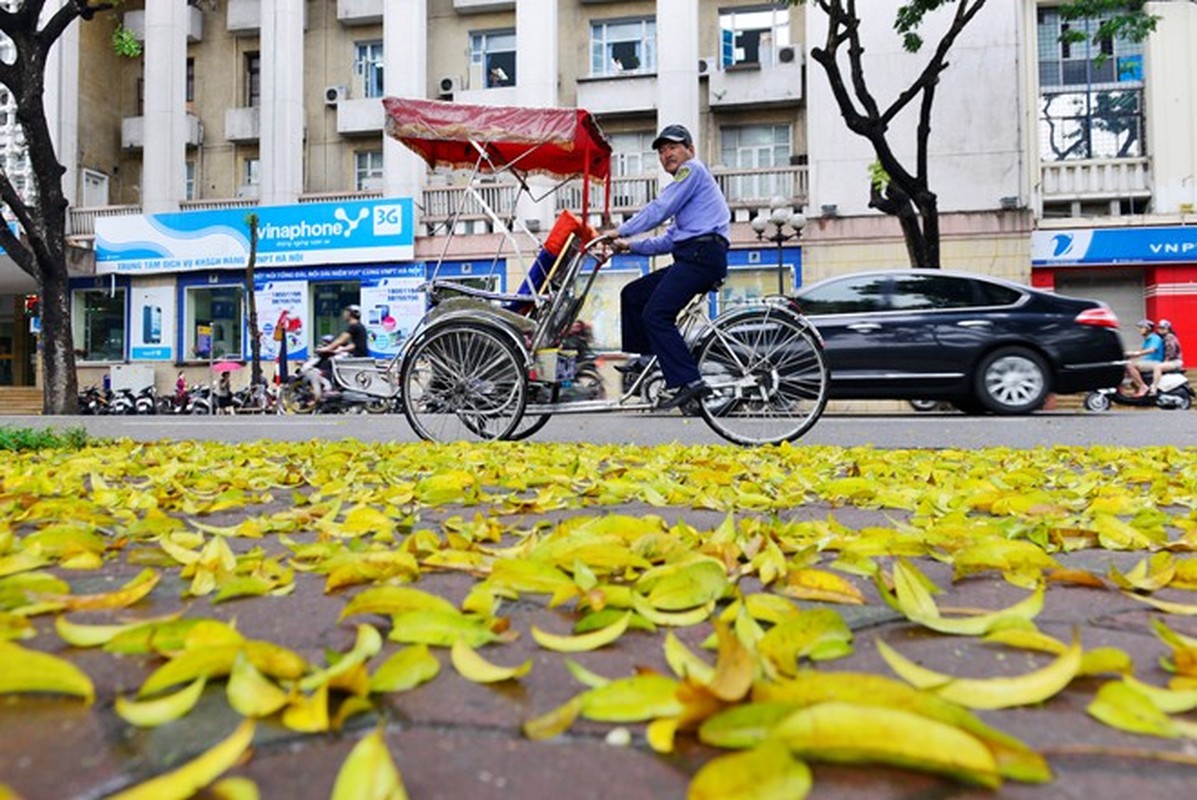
81;169;109;207
354;150;383;192
136;77;144;116
185;57;195;103
186;286;243;360
244;157;260;188
590;18;656;77
185;160;196;201
1037;9;1144;161
795;276;887;316
245;52;261;107
720;124;792;202
469;29;516;88
607;132;657;210
887;276;979;311
354;41;384;99
72;289;125;362
719;5;792;68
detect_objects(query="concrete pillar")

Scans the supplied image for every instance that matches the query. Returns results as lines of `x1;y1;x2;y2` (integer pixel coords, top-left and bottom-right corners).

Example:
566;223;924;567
260;0;305;206
515;0;559;231
142;1;190;214
43;0;80;205
655;0;700;185
383;0;427;218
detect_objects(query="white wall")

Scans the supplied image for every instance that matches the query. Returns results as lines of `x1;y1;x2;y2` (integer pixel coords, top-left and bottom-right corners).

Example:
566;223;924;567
1144;0;1197;214
804;1;1025;217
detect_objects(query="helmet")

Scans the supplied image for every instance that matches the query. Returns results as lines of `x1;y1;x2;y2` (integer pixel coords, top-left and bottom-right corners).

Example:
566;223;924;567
1159;319;1173;330
345;304;362;318
321;334;335;344
1136;319;1154;330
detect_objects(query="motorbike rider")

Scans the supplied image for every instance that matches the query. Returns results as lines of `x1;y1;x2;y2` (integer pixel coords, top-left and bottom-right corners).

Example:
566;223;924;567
1124;319;1165;397
1147;319;1184;396
304;306;369;403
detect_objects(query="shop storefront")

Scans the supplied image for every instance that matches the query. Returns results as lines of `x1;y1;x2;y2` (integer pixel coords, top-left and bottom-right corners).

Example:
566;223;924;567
86;197;416;388
1031;226;1197;348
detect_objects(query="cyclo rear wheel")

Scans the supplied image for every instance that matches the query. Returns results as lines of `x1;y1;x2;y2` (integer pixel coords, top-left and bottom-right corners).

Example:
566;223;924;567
400;322;528;442
696;306;829;445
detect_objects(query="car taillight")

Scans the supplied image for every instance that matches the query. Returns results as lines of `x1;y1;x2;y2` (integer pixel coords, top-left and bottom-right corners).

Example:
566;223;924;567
1075;307;1119;329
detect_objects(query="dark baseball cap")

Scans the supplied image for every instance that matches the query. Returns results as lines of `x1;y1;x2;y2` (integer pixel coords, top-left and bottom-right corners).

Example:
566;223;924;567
652;124;693;150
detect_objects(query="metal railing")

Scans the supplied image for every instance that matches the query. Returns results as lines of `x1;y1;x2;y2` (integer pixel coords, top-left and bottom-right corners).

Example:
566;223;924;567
1040;157;1151;200
67;204;141;237
421;182;522;227
179;197;259;212
552;166;809;216
298;190;382;204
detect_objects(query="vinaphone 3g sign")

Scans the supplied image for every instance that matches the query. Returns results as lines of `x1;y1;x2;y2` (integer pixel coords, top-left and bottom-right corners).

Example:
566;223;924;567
94;198;415;274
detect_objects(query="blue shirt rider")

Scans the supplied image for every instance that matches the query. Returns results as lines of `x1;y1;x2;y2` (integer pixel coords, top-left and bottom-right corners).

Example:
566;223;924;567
610;124;731;410
1125;318;1165;396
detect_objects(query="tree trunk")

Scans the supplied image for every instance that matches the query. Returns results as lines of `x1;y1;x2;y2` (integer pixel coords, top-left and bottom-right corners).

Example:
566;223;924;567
246;216;262;387
38;259;78;414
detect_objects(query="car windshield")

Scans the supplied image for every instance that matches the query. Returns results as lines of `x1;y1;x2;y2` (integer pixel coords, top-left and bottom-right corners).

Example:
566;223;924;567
797;276;887;315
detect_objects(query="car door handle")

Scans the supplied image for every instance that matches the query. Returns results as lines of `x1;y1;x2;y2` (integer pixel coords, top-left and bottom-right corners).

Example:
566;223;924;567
956;320;992;328
847;322;881;332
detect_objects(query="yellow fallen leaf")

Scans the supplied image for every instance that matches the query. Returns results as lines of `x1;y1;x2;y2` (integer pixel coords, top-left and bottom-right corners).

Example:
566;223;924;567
687;740;812;800
49;568;160;612
330;728;408;800
707;621;754;702
1109;552;1176;593
563;658;610;689
0;641;94;703
773;702;1002;788
877;636;1081;710
523;696;583;741
758;609;853;676
325;552;420;593
0;612;34;641
115;677;207;727
1122;675;1197;714
1087;681;1182;738
282;683;330;733
663;631;714;684
369;645;441;693
139;645;241;697
55;613;180;649
646;716;680;754
450;638;532;683
340;586;458;620
781;568;864;605
639;558;729;611
579;674;683;722
631;594;715;627
531;611;630;653
388;610;498;648
209;776;260;800
891;560;1043;636
299;624;383;692
227;652;290;718
108;719;255;800
1126;592;1197;615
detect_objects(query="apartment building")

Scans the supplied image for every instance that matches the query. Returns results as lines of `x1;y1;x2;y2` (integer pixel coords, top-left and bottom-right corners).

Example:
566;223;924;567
0;0;1194;404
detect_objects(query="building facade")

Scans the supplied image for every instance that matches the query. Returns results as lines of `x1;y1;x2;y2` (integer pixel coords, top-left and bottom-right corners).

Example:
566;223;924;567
0;0;1194;404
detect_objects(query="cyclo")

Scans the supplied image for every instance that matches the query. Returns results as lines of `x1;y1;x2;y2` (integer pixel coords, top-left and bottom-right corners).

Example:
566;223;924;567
384;97;829;445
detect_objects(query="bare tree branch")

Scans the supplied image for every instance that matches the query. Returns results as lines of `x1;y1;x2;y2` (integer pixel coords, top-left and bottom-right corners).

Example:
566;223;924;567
39;1;115;53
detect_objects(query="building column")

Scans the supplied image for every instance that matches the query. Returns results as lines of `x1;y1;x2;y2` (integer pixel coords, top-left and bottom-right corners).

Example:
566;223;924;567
655;0;700;185
43;0;80;206
515;0;559;230
260;0;305;206
142;0;190;214
383;0;427;220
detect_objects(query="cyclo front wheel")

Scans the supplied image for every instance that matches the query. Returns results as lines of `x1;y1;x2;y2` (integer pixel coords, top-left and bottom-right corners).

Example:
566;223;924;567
400;322;528;442
696;306;829;445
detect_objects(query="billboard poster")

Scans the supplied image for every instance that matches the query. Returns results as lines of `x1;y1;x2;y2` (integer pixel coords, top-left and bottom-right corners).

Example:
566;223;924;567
254;280;310;361
129;285;175;361
358;264;426;358
1032;226;1197;266
95;198;415;275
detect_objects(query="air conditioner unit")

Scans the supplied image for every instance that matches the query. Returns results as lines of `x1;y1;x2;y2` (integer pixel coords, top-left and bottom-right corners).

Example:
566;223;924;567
698;56;716;76
778;45;798;64
324;85;348;106
438;75;462;98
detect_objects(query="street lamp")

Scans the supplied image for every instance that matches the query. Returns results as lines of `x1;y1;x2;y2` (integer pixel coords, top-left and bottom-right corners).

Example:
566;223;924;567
751;195;806;295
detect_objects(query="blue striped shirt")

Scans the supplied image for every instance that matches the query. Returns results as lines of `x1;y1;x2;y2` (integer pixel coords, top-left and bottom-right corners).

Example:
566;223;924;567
617;158;731;256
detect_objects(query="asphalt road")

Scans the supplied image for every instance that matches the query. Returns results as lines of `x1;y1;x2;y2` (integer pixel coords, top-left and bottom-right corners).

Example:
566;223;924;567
8;409;1195;448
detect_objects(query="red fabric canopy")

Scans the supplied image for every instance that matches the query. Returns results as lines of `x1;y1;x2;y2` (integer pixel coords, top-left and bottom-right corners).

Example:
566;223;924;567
383;97;612;182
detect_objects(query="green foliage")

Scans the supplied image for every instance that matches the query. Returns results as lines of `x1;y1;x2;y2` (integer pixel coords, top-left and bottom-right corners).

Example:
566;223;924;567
111;23;142;58
1058;1;1158;47
868;161;891;194
0;426;90;452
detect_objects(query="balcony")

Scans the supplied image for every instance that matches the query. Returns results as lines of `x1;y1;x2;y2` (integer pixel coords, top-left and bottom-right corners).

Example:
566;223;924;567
224;106;260;142
121;114;203;150
336;97;385;136
122;8;204;44
421;181;522;234
553;167;809;224
1040;158;1151;202
227;0;259;36
337;0;383;25
453;0;514;13
575;74;657;116
67;204;142;241
708;53;803;109
453;86;518;107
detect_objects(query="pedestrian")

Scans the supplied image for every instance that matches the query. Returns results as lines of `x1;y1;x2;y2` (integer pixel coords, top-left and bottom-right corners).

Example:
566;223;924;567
608;124;731;410
1147;319;1184;395
1124;319;1164;397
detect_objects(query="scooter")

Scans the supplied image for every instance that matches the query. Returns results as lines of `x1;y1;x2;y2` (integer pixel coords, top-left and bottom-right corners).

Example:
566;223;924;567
283;355;383;414
1084;370;1193;412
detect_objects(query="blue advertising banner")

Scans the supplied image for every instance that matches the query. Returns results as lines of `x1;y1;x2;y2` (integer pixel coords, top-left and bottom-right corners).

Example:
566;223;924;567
1032;226;1197;266
95;198;415;274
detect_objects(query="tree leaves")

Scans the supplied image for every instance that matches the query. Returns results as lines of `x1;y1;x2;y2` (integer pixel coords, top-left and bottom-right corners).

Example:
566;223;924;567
109;720;255;800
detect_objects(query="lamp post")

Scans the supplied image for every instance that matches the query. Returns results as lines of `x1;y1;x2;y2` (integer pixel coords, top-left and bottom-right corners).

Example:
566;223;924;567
750;196;806;295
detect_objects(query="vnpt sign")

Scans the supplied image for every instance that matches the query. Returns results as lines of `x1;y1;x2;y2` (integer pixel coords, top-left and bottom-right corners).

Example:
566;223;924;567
1032;226;1197;266
95;198;415;274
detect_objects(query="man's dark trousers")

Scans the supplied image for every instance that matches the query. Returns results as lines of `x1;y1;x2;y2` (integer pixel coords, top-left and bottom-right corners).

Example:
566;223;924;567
620;238;728;389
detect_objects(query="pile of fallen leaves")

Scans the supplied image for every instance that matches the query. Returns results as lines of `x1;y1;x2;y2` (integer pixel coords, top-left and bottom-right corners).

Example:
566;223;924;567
1;440;1196;798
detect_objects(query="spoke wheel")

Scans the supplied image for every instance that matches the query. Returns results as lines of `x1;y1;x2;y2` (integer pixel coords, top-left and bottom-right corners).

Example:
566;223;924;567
696;308;828;445
400;323;528;442
506;383;558;441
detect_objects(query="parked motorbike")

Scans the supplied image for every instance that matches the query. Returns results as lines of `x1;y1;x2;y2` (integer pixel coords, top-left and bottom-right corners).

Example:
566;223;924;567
1084;370;1193;412
109;388;138;415
77;386;111;415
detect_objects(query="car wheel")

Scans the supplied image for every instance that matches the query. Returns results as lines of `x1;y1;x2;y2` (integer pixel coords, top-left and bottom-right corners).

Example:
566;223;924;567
975;347;1049;415
1083;391;1111;413
908;399;942;413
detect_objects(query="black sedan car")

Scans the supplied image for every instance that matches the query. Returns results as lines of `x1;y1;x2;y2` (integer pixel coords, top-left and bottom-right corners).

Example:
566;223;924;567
792;270;1125;414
